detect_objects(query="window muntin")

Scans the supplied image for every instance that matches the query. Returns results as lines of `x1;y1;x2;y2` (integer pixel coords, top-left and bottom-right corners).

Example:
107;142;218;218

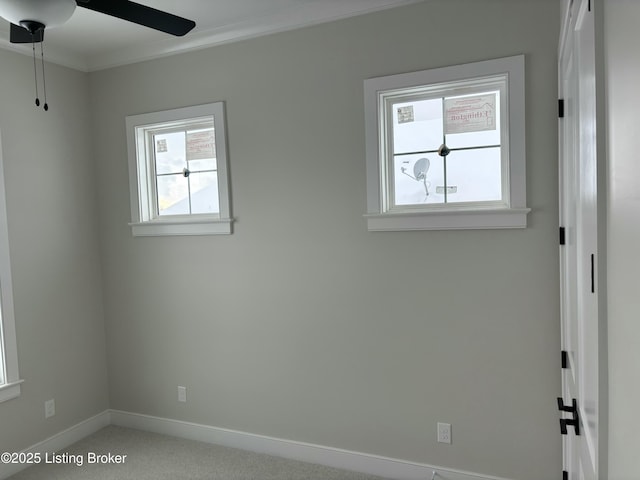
383;79;507;212
149;123;219;217
126;102;232;236
364;55;529;231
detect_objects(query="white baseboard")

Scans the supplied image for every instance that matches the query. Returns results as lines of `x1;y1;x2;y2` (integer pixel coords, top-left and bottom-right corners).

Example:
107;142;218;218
1;410;513;480
0;411;111;480
110;410;513;480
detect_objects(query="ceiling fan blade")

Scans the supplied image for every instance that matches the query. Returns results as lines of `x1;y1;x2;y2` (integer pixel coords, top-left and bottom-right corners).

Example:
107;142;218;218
10;23;44;44
77;0;196;37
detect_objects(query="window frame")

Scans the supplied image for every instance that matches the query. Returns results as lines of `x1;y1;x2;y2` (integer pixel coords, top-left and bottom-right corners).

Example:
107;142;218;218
126;102;233;236
364;55;530;231
384;80;506;211
0;131;22;404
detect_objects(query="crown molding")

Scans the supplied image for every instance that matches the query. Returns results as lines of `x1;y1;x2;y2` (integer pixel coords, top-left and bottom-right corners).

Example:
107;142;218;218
0;0;423;72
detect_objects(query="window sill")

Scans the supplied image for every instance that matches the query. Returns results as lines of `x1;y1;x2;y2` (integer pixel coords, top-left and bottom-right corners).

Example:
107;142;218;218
130;216;234;237
365;207;531;231
0;380;23;403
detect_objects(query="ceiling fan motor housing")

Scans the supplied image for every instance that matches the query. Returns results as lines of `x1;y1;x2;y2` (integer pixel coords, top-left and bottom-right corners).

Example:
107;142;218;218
0;0;76;28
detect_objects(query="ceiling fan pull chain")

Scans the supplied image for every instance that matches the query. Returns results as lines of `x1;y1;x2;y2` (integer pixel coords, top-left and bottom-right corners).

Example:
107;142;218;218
40;42;48;111
31;39;40;107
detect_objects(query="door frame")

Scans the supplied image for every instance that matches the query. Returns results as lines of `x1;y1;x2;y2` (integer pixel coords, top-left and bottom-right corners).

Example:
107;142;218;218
558;0;608;477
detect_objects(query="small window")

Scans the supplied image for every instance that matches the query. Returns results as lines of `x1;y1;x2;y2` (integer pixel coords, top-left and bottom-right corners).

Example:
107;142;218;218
126;102;233;236
364;55;530;231
0;131;22;403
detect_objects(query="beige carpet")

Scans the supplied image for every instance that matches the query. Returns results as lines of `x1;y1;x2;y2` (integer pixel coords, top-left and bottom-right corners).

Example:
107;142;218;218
7;426;391;480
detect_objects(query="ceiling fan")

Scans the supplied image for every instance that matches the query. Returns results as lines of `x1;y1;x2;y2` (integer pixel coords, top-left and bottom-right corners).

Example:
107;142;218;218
0;0;196;110
0;0;196;44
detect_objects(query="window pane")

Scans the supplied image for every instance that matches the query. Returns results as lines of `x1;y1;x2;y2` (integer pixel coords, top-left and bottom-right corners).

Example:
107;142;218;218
392;98;443;155
445;91;501;149
189;172;219;214
189;158;217;172
393;154;444;206
157;174;190;216
445;147;502;203
155;132;186;175
186;128;217;172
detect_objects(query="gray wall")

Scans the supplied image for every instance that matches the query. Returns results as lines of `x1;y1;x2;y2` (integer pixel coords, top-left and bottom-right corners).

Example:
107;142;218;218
604;1;640;478
90;1;561;479
0;50;109;451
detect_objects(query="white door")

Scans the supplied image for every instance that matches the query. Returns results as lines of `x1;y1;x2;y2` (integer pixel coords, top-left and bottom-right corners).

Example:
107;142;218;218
558;0;601;478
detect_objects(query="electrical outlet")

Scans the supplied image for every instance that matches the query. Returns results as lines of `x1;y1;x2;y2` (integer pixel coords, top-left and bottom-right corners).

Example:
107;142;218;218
45;399;55;419
437;422;451;444
178;386;187;403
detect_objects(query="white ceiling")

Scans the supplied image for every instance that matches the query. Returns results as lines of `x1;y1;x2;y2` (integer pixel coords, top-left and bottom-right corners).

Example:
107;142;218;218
0;0;422;72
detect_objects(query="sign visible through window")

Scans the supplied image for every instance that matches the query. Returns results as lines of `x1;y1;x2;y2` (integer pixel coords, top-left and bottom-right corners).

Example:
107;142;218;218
390;89;503;207
364;55;529;230
444;93;496;134
126;102;233;236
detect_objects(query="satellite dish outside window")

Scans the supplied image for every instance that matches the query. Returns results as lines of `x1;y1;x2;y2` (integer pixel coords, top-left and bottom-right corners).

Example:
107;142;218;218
401;157;430;198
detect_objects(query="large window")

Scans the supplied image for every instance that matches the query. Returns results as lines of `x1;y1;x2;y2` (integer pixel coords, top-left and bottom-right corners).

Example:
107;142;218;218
364;55;529;231
126;102;233;236
0;131;21;403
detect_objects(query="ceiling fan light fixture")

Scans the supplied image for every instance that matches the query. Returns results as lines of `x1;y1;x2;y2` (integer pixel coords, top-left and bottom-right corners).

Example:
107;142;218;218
0;0;76;28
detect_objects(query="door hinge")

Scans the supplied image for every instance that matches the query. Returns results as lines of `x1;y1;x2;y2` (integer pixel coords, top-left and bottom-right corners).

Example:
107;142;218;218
562;350;568;369
563;470;568;480
588;0;591;12
558;99;565;118
591;253;595;293
559;227;566;245
558;398;581;435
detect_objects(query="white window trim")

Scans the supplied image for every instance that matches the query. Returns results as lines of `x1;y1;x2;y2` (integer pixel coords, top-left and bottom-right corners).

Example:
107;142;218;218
126;102;233;236
0;131;22;404
364;55;530;231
